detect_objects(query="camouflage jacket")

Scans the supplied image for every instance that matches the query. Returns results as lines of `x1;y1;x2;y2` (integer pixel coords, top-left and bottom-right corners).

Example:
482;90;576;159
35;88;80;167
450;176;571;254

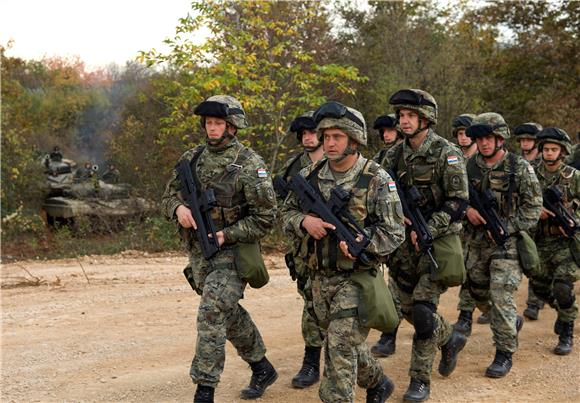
372;141;400;167
274;151;314;205
535;162;580;239
382;129;469;239
161;138;277;253
466;151;542;241
281;155;405;273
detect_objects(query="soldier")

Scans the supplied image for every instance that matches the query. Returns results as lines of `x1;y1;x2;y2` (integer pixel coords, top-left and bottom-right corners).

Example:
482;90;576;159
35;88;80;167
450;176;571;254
451;113;489;334
531;127;579;355
49;146;63;162
74;161;93;182
281;101;405;402
101;163;120;184
370;112;404;358
373;113;403;167
161;95;278;403
273;111;325;389
464;113;542;378
513;122;547;321
379;89;469;402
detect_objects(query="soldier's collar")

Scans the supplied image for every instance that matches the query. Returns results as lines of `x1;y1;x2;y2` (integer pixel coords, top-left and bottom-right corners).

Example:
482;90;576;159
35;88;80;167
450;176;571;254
403;129;434;158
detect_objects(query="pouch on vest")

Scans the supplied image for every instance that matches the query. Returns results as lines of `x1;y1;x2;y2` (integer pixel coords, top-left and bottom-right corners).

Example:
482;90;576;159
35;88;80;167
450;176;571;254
350;270;399;333
432;234;466;287
516;231;541;278
234;242;269;288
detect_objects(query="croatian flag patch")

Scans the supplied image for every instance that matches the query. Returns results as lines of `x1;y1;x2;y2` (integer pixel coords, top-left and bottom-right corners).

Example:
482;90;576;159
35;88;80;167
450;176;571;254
257;168;268;178
447;156;459;165
388;181;397;192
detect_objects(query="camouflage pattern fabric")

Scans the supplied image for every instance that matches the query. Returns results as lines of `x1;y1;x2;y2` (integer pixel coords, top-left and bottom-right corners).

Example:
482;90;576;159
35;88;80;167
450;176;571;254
465;151;542;353
525;283;545;309
161;137;276;387
281;154;405;402
381;129;468;384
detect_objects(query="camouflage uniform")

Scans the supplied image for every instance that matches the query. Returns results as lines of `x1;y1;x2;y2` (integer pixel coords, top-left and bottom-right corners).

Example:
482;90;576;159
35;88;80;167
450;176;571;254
162;96;277;401
464;114;542;362
101;167;120;184
384;129;469;383
282;103;405;402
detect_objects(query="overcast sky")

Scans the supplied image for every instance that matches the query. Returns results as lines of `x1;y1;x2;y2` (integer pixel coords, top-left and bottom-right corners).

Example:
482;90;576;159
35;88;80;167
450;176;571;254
1;0;193;69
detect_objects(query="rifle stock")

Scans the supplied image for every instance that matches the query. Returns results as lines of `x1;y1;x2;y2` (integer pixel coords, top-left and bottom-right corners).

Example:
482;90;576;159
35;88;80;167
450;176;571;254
543;186;578;237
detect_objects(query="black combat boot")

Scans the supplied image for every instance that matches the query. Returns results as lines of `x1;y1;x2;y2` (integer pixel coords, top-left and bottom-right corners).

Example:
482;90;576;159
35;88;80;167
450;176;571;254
240;356;278;400
371;327;398;357
485;350;513;378
554;321;574;355
403;378;430;402
453;310;473;337
291;346;321;388
438;330;467;377
193;385;214;403
477;312;490;324
366;375;395;403
523;304;541;320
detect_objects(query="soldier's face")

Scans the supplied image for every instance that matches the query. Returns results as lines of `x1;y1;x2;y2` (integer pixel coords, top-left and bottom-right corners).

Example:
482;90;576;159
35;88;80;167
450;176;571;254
519;138;536;152
323;128;349;160
475;134;502;157
382;128;398;144
301;129;319;148
456;129;472;147
205;117;228;139
542;143;562;161
398;109;421;135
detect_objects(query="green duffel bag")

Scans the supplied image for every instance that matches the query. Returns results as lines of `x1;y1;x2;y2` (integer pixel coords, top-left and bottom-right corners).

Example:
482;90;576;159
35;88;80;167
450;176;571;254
350;269;399;333
516;231;541;278
432;233;466;287
234;242;269;288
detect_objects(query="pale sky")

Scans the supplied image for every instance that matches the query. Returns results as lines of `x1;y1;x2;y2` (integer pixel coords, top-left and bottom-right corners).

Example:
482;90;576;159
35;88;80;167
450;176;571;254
1;0;194;69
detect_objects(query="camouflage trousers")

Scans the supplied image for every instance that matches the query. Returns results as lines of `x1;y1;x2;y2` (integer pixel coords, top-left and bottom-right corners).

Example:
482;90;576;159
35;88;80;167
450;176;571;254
530;237;579;323
526;283;545;308
465;237;522;353
311;273;383;403
188;254;266;388
390;243;453;383
297;276;325;348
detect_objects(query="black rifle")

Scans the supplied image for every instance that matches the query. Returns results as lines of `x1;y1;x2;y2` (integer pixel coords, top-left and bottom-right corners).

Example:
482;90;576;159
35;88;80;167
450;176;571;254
287;174;372;265
273;175;289;199
543;186;578;237
468;182;509;247
176;159;220;260
387;170;438;270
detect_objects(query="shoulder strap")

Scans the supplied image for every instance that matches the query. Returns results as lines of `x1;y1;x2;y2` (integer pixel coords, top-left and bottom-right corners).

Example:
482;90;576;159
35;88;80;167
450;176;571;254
391;143;405;178
189;145;206;191
283;152;304;180
306;159;328;193
507;153;517;214
355;159;379;190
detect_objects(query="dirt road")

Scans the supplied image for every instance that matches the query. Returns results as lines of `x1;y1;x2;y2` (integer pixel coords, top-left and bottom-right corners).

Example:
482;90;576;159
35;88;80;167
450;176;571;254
2;252;579;402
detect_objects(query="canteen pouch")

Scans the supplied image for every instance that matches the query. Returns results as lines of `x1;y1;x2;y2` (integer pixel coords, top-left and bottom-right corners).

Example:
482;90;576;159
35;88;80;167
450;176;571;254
516;231;541;278
432;234;466;286
350;270;399;333
235;242;269;288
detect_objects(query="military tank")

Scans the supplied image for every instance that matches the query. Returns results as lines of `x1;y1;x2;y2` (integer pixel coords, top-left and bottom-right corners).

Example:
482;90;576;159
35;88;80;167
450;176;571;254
41;151;156;229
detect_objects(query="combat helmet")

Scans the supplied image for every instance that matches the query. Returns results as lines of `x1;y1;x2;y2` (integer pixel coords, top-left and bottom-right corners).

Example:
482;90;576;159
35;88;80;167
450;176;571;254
452;114;475;137
373;113;399;137
514;122;543;141
466;112;510;140
537;127;572;155
389;89;438;125
314;101;367;146
194;95;248;129
289;111;317;142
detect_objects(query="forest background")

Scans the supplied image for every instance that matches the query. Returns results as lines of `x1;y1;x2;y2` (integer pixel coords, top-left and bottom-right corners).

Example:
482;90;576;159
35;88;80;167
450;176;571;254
2;0;578;260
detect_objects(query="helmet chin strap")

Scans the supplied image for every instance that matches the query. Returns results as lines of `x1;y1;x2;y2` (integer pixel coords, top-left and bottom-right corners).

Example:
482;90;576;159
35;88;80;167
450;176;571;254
404;121;429;138
304;142;322;153
206;128;234;146
483;137;503;160
327;142;357;162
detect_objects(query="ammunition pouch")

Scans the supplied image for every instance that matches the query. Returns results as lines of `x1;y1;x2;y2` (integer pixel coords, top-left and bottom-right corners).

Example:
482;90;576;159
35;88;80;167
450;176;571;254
432;234;466;287
234;242;269;288
516;230;541;278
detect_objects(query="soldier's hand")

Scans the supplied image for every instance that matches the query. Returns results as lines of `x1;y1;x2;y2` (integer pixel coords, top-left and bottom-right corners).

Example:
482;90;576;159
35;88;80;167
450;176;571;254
176;205;197;230
339;240;356;261
540;207;555;220
404;217;412;226
410;230;420;252
208;231;226;246
301;215;336;240
466;207;486;226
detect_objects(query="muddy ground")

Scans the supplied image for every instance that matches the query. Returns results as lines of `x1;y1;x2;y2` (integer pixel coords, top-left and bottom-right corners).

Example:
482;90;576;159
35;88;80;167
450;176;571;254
2;251;579;402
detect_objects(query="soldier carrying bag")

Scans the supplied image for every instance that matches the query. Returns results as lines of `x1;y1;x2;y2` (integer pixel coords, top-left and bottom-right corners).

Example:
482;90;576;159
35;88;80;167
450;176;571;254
235;242;269;288
432;233;466;287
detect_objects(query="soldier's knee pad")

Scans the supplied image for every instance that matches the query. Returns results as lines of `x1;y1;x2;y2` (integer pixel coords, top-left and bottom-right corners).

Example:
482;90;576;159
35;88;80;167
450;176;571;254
412;301;436;340
553;280;575;309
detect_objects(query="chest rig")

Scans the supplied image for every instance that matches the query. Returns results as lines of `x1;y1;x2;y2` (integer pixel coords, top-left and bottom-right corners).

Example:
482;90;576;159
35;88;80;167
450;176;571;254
466;153;517;219
391;140;446;219
188;145;252;230
307;159;379;272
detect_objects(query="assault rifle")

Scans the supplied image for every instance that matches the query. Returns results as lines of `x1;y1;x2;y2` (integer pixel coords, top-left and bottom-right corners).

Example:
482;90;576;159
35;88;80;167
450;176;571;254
176;159;220;260
387;171;438;270
543;186;578;237
287;174;372;265
468;183;509;247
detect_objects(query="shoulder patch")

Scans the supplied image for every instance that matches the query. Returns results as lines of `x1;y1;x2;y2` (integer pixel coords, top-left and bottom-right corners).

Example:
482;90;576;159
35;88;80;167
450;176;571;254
527;164;535;175
257;168;268;178
388;181;397;192
447;155;459;165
